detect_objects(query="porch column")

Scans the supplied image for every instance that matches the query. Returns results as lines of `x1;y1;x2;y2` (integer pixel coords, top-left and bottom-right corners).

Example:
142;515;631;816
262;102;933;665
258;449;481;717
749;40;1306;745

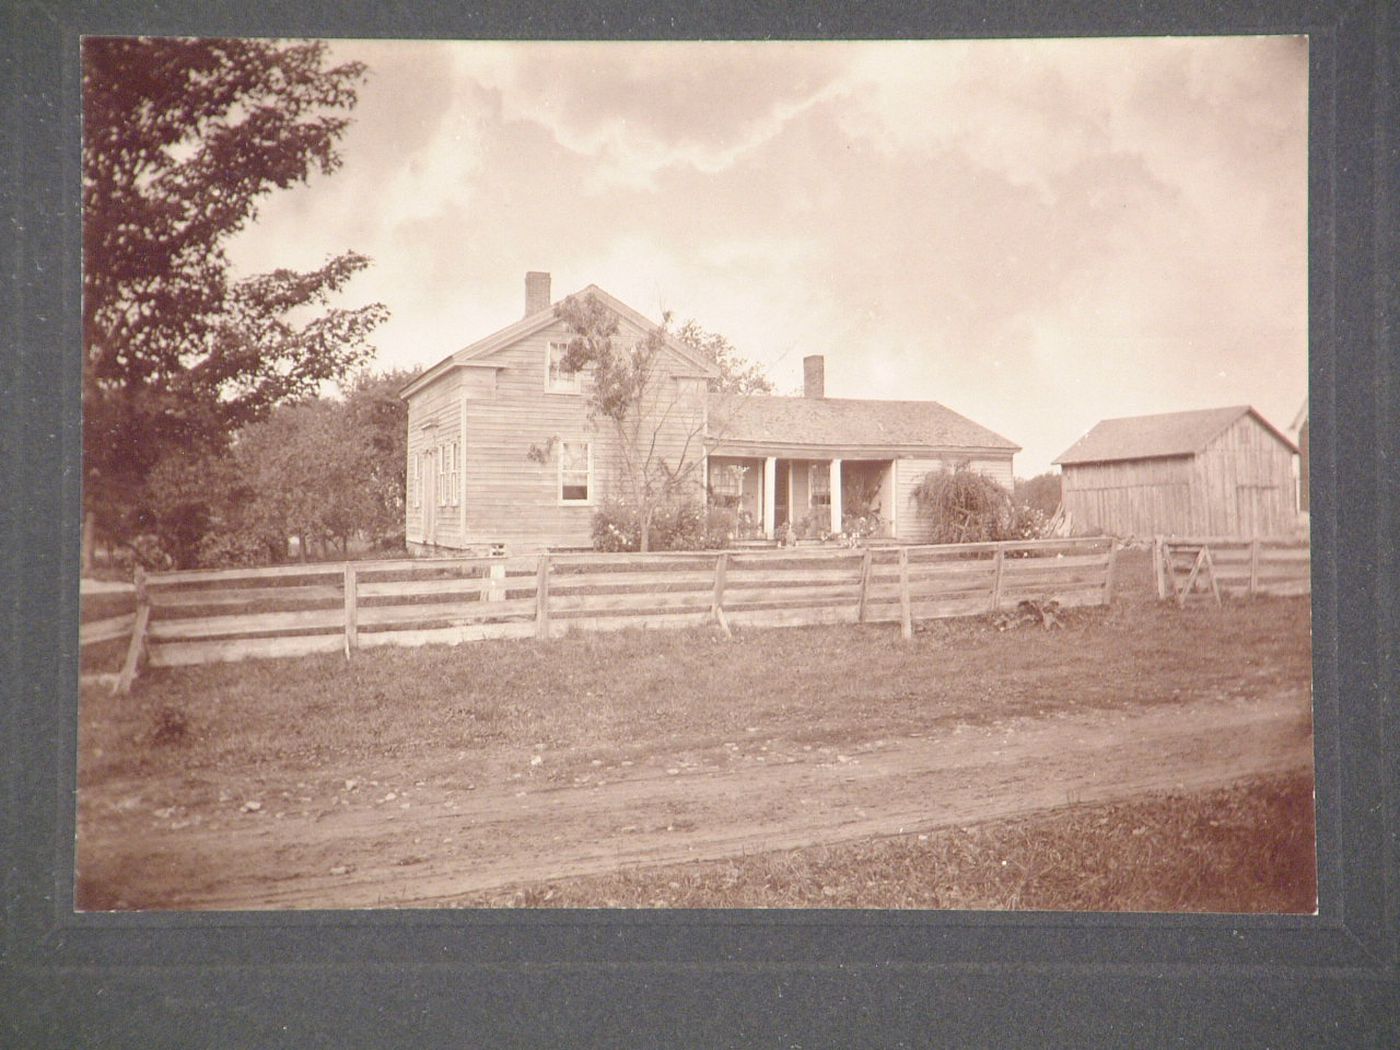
763;456;777;539
829;458;843;535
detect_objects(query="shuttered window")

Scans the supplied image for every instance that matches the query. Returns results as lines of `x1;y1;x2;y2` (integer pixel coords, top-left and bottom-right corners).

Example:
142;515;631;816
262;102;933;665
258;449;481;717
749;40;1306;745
439;440;461;507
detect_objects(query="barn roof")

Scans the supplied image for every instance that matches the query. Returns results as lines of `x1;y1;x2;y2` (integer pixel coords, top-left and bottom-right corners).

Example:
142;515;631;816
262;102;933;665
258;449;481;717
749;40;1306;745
1053;406;1298;466
709;394;1020;456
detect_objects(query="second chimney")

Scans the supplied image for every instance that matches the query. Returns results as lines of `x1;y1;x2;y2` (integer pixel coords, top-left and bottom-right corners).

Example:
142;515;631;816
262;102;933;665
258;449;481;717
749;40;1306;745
524;271;551;317
803;355;825;398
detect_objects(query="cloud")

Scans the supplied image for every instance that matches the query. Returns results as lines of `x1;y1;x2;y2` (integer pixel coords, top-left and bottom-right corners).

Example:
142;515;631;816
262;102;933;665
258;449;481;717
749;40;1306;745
219;37;1307;474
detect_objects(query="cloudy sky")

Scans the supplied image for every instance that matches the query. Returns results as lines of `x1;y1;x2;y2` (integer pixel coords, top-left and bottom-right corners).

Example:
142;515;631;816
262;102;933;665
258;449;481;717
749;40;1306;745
227;37;1308;476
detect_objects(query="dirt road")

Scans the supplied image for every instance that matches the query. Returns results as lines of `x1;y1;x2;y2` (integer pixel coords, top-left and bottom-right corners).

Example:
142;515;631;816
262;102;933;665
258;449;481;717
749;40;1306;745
77;681;1313;910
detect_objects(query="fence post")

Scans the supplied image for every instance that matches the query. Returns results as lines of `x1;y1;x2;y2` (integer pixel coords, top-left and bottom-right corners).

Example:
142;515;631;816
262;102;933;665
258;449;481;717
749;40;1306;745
1203;546;1222;606
1153;537;1166;600
898;547;913;640
343;563;358;658
115;566;149;695
989;546;1005;612
1248;538;1260;597
1178;547;1206;608
711;552;732;638
857;547;873;623
1103;541;1118;605
535;553;551;639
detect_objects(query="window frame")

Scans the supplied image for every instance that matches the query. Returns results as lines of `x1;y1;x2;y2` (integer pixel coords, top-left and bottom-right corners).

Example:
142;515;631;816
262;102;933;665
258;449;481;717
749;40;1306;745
546;340;582;394
558;439;593;505
442;439;461;507
809;462;832;508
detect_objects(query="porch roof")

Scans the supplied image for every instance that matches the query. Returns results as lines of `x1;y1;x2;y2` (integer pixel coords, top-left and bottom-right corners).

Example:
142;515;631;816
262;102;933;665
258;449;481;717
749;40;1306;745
707;394;1020;457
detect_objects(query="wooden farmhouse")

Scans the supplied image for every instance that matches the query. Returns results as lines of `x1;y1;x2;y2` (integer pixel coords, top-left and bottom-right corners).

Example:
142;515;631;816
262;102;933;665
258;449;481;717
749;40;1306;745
401;272;1019;555
1053;406;1301;538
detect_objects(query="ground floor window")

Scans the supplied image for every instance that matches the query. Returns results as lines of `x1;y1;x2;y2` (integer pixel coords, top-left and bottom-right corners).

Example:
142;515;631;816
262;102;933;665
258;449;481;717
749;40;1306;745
810;462;831;507
560;440;591;503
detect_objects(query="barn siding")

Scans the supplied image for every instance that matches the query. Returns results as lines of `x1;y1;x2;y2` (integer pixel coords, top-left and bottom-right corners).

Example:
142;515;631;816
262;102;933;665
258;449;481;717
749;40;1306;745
1060;456;1195;536
1060;413;1297;537
1191;413;1297;535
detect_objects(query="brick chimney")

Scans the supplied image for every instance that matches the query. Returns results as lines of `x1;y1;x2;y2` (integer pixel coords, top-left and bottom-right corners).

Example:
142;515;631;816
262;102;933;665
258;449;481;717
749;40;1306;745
803;354;825;398
524;271;551;317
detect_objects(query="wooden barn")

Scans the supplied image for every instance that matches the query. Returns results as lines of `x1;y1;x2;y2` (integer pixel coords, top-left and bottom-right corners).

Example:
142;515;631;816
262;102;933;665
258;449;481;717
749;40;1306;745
1053;406;1300;538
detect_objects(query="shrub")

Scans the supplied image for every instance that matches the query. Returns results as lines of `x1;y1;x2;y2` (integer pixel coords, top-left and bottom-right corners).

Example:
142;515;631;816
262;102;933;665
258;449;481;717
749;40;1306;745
592;498;735;551
842;510;883;545
194;530;271;568
912;465;1017;543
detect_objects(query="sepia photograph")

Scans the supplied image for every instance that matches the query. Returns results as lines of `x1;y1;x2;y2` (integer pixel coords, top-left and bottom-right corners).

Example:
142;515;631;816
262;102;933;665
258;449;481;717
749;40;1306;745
75;35;1315;913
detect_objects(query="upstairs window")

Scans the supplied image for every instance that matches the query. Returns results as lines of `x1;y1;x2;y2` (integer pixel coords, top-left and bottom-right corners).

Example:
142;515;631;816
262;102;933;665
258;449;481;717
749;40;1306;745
559;440;592;504
547;341;581;393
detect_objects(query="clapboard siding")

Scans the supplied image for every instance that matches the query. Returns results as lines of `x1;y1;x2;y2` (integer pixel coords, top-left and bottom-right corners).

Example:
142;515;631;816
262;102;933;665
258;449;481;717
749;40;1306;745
1061;413;1297;537
892;455;1014;542
412;313;707;553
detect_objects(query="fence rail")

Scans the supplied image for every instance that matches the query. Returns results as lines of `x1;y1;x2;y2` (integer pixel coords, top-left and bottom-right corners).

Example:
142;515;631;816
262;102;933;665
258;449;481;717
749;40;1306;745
1153;536;1310;604
81;537;1118;688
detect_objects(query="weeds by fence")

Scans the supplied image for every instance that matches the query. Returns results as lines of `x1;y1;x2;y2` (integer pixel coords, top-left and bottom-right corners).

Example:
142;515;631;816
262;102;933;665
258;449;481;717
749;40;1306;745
1153;536;1310;605
80;537;1118;688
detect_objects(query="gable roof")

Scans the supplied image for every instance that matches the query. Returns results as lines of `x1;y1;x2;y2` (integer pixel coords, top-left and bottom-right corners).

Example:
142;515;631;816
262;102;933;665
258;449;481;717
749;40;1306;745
709;394;1019;455
1053;406;1298;466
401;283;720;399
1290;397;1308;432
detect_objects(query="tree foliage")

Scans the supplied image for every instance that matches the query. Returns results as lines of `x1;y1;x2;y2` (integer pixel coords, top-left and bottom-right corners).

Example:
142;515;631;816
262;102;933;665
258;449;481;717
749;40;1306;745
1014;472;1063;517
233;399;379;561
676;320;775;395
82;37;387;541
135;369;413;569
342;368;417;544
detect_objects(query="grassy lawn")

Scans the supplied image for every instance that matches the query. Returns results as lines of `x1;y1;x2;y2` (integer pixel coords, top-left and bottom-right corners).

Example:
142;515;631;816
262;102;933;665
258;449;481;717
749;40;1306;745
77;548;1316;911
82;552;1307;780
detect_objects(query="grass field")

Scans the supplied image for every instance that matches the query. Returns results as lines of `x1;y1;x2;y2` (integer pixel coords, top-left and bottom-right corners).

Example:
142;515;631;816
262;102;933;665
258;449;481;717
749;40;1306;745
76;548;1317;911
458;771;1316;911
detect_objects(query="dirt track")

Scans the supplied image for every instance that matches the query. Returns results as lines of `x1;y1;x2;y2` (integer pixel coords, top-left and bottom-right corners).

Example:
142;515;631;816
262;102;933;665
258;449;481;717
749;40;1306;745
78;682;1313;910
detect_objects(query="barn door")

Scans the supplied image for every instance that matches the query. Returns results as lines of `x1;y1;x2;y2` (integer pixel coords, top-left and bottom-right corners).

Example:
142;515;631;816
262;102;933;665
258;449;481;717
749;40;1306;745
1235;484;1265;537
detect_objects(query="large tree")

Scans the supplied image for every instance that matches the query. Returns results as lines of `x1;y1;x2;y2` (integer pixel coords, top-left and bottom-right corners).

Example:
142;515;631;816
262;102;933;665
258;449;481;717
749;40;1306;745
342;368;418;546
555;295;713;552
554;300;774;551
82;37;387;552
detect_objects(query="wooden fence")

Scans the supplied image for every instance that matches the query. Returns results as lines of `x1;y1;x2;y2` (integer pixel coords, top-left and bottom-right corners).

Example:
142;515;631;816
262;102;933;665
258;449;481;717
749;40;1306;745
1153;536;1310;605
80;537;1118;689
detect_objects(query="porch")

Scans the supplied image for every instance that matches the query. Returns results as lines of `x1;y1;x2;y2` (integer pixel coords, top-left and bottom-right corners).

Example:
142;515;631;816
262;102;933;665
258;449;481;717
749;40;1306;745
706;454;896;541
